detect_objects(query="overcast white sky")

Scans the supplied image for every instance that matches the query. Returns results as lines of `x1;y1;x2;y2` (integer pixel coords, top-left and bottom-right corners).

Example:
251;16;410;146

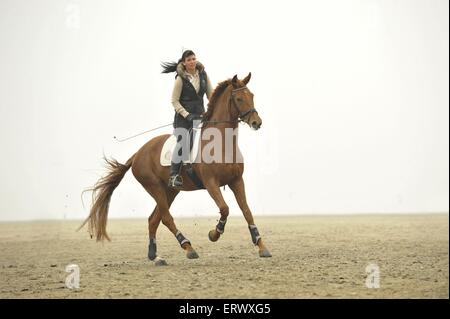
0;0;448;221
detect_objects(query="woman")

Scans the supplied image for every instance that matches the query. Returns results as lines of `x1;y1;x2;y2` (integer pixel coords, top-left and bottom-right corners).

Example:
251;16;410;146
161;50;214;188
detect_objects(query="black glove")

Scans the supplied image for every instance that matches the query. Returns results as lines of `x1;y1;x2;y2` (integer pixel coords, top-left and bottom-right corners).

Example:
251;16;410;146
186;113;203;122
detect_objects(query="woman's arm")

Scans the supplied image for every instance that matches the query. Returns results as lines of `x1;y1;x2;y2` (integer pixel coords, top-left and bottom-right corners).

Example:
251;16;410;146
171;76;190;118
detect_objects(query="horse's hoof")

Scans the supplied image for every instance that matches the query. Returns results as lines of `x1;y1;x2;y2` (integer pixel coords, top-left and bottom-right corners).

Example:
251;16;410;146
154;257;168;266
259;249;272;258
208;230;219;242
187;250;199;259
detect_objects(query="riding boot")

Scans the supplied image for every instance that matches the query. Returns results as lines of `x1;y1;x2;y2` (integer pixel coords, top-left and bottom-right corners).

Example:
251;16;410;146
168;161;183;188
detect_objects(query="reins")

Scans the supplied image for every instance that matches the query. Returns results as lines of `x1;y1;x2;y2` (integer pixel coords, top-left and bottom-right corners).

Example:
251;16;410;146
114;86;257;142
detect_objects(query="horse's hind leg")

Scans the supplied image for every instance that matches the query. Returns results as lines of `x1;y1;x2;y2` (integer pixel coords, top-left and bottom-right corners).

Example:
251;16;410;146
147;189;179;262
145;183;199;260
229;177;272;258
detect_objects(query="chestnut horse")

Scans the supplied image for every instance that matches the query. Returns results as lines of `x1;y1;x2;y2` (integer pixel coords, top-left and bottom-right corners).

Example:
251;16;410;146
79;73;271;264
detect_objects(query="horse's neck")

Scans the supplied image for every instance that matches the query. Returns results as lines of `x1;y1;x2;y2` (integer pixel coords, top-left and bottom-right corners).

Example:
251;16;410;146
207;87;238;129
199;88;242;163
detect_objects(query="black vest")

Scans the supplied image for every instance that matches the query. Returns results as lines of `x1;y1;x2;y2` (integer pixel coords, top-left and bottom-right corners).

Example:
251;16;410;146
174;70;208;129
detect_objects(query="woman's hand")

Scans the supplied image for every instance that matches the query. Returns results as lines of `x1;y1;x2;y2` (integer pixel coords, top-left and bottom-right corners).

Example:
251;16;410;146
186;113;203;122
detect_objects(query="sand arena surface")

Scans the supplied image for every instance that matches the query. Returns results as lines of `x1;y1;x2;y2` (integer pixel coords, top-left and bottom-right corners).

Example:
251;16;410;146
0;214;448;298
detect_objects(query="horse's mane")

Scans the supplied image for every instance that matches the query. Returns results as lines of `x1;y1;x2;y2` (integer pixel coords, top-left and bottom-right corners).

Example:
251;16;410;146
203;79;231;121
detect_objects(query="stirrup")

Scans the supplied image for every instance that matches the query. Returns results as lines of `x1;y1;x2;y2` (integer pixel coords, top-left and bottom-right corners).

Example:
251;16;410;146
168;175;183;188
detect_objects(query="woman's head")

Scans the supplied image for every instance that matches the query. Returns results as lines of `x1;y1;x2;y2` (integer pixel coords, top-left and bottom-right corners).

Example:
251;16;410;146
179;50;197;72
161;50;197;74
179;50;195;62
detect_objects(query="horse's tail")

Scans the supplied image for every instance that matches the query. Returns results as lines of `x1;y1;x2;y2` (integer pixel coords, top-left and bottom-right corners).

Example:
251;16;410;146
78;153;136;241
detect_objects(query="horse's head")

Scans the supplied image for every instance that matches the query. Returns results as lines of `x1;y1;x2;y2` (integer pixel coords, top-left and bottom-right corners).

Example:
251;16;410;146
231;73;262;130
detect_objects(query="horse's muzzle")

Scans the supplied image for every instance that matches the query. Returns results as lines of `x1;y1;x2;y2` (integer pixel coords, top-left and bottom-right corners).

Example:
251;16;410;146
248;112;262;130
251;121;262;130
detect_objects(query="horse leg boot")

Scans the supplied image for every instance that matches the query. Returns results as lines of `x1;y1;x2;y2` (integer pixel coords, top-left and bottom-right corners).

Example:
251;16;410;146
204;181;229;242
229;177;272;257
148;206;161;261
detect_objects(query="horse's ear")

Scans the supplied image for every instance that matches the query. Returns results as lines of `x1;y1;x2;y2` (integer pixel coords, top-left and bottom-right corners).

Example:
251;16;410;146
231;74;238;88
242;72;251;85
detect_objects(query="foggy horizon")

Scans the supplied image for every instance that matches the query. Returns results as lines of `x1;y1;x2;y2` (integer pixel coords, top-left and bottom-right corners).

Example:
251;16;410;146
0;0;448;221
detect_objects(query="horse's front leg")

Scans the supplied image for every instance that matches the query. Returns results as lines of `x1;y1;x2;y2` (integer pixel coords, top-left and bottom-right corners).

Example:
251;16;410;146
229;177;272;257
204;180;229;242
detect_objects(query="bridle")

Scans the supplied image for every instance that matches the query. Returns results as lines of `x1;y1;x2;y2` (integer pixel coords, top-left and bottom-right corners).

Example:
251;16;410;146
204;86;258;125
230;86;258;120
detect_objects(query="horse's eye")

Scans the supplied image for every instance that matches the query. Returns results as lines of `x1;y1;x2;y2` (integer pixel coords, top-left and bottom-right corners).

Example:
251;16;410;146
237;98;243;102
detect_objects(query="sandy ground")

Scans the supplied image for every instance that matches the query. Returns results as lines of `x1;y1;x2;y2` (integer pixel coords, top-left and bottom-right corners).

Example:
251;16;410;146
0;214;448;298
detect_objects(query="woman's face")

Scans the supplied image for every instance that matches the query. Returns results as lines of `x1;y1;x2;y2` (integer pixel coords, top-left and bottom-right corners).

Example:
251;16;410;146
183;54;197;71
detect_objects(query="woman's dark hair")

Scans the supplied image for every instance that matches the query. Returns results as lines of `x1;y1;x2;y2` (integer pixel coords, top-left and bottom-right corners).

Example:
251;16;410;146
161;50;196;74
